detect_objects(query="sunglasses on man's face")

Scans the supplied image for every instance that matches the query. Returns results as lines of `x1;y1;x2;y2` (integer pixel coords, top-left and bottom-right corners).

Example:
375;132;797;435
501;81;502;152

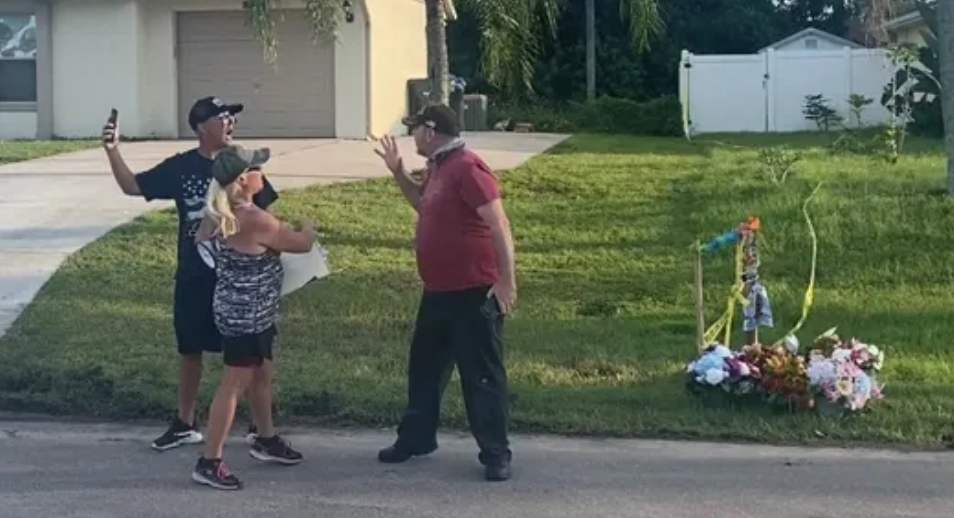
202;113;233;129
412;120;436;133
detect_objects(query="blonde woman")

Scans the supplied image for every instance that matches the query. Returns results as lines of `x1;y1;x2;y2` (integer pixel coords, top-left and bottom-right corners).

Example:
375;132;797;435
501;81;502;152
191;145;316;490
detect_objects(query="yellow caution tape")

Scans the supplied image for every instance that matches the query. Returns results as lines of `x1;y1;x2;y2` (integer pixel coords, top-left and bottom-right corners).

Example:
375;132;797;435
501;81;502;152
774;181;824;345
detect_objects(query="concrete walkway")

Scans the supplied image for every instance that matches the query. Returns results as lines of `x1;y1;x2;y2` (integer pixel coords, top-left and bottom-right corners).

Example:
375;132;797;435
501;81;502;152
0;132;569;337
0;420;952;517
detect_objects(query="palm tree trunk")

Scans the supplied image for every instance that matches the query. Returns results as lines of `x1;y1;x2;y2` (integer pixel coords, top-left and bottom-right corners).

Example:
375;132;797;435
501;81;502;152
426;0;450;105
586;0;596;100
938;0;954;193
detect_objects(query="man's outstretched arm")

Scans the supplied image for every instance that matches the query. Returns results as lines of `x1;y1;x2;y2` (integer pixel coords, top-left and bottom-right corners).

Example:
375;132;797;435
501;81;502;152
105;147;142;196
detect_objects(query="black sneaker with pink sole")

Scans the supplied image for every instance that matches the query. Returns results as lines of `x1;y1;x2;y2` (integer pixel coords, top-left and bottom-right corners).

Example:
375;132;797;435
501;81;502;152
192;457;242;490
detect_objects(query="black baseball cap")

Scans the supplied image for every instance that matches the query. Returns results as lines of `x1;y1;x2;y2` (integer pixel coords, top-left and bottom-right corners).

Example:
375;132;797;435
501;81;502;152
188;96;244;131
212;145;270;186
401;104;460;137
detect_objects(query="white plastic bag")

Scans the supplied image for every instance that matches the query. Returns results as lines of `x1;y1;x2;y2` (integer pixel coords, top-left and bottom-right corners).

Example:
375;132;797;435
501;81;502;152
280;241;330;297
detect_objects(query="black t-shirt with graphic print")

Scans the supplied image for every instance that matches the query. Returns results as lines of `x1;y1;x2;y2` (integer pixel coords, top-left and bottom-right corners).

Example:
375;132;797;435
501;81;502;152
134;149;279;282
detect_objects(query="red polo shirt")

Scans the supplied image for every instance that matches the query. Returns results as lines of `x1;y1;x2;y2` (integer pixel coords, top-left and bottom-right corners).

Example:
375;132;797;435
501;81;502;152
415;147;500;292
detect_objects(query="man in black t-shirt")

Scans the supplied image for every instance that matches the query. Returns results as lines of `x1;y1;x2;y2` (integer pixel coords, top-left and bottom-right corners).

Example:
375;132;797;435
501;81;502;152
102;97;279;451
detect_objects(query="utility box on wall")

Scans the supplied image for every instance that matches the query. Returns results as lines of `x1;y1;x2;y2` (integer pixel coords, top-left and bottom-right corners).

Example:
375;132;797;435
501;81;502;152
406;79;489;132
462;94;489;131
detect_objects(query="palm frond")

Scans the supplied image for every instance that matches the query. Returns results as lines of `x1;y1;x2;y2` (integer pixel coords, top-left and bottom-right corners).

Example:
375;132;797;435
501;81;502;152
243;0;343;64
458;0;566;96
619;0;663;52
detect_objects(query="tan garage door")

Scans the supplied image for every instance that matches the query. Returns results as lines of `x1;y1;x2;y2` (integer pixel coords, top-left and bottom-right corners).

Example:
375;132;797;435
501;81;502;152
176;10;336;138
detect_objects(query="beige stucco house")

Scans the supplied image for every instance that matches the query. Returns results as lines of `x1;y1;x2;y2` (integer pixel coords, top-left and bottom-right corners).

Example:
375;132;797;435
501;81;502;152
884;6;929;47
0;0;436;141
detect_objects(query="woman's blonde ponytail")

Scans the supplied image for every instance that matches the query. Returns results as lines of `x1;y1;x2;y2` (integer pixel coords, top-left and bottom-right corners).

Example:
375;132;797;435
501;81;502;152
205;181;240;238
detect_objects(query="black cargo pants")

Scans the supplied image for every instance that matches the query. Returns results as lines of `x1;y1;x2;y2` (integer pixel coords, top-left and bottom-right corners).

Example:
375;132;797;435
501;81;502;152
394;285;511;464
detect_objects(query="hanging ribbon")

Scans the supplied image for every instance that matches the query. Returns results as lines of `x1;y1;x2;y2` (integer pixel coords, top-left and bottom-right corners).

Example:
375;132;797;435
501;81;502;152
774;182;824;345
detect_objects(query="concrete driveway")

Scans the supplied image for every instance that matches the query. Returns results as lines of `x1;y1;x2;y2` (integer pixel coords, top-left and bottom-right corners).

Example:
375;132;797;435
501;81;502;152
0;132;569;337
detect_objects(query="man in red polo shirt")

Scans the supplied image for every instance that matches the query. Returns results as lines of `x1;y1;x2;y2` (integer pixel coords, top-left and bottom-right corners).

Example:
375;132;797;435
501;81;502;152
373;105;517;481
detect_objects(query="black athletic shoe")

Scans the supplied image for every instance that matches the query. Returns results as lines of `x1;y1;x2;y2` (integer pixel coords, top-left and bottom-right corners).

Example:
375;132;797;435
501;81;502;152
484;457;512;481
249;435;303;465
151;417;203;451
192;457;242;490
377;443;437;464
246;425;258;445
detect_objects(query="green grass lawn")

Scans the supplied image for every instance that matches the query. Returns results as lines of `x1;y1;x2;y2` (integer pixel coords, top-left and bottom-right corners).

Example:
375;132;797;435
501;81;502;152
0;139;99;165
2;131;954;447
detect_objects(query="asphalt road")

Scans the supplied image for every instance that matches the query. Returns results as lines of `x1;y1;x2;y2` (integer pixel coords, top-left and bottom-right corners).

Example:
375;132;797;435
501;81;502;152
1;420;952;517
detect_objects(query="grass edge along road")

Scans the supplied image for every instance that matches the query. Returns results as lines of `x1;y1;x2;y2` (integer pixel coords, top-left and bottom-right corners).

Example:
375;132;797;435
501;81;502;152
2;132;954;448
0;139;99;165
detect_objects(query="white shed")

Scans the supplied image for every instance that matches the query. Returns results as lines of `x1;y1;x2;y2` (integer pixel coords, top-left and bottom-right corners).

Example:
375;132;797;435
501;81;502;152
759;28;864;52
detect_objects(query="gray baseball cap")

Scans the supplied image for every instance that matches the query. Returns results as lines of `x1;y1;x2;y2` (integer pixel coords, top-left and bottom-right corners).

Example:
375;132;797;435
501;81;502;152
212;145;270;186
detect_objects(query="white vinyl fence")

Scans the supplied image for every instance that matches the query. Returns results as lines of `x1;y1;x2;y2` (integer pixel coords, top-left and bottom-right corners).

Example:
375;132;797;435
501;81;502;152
678;48;896;135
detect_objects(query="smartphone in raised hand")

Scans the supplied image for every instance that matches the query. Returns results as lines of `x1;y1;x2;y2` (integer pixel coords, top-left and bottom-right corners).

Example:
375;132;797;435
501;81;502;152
103;108;119;148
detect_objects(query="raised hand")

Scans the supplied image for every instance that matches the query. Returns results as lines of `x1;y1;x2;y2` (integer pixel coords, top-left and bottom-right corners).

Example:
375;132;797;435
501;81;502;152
374;135;404;175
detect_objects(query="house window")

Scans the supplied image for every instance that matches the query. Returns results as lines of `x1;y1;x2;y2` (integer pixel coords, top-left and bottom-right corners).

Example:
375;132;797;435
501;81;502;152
804;38;818;49
0;14;37;104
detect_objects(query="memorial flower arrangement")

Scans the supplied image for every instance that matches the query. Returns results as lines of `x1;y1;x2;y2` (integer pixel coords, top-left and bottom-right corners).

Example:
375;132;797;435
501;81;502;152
685;329;886;416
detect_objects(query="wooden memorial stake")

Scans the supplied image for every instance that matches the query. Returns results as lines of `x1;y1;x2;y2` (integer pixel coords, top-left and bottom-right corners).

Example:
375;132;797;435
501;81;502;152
694;241;706;352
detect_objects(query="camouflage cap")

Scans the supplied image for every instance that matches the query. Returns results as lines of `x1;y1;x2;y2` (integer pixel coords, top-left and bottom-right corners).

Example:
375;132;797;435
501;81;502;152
212;145;270;186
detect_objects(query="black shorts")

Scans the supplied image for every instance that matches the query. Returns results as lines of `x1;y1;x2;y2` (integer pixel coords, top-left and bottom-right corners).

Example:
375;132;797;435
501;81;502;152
173;275;223;356
222;325;277;368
